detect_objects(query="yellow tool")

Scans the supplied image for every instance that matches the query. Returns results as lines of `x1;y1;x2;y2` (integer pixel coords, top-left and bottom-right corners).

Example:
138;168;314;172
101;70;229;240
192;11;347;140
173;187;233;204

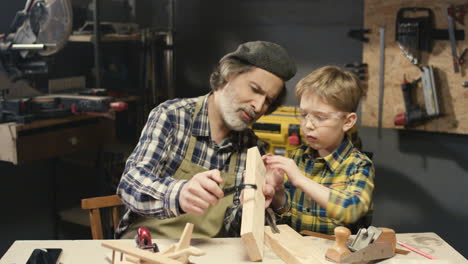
253;106;362;157
252;106;302;157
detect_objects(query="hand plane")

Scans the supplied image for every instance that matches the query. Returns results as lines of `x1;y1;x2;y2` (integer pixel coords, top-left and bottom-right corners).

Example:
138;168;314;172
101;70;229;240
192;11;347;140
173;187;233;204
325;226;396;263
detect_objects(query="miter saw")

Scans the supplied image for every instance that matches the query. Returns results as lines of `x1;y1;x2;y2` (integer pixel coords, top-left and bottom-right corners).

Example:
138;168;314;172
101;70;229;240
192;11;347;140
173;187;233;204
0;0;73;81
0;0;128;123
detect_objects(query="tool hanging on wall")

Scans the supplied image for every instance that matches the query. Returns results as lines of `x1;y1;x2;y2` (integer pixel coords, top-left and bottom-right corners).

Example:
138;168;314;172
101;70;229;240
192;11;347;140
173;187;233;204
347;29;370;43
344;62;368;80
378;26;385;138
394;66;440;127
446;4;467;73
395;7;465;66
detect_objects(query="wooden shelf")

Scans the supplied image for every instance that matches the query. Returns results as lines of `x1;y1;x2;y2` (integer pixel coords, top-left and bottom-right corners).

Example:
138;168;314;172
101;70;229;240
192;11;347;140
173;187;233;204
69;33;140;43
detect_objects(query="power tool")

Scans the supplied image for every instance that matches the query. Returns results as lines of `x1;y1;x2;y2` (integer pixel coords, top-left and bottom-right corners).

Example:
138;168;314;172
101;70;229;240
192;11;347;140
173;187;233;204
394;66;440;127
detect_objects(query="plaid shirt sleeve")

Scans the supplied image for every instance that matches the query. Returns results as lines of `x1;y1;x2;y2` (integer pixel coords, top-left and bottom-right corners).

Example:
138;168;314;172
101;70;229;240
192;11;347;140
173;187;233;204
117;105;187;219
326;157;375;224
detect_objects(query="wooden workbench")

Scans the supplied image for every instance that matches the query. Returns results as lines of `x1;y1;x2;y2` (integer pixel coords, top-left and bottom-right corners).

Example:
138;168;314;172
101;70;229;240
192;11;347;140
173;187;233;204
0;233;465;264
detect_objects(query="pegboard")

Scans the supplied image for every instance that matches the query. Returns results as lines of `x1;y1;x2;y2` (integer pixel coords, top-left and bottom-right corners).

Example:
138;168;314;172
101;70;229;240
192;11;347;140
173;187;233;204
362;0;467;135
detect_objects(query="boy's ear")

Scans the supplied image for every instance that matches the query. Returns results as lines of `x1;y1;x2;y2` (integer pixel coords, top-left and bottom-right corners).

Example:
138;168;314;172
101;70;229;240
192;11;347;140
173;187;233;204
342;112;357;132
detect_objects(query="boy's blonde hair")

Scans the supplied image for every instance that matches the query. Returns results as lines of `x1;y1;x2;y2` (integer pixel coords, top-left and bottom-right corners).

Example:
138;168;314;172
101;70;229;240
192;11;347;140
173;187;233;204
295;66;366;112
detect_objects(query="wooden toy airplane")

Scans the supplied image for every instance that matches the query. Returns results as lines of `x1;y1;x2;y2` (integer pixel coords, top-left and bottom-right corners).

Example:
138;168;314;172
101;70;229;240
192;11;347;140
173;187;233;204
326;226;396;263
102;223;205;264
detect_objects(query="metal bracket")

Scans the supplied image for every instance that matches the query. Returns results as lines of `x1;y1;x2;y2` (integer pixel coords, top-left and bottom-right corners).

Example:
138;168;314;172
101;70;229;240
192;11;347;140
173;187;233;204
348;226;382;252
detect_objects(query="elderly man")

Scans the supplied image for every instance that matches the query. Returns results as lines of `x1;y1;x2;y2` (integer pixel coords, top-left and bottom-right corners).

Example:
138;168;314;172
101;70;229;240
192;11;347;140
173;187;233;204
116;41;296;239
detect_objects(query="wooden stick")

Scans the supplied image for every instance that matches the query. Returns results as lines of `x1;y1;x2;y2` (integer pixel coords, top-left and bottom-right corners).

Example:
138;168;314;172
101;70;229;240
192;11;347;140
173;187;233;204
241;147;266;261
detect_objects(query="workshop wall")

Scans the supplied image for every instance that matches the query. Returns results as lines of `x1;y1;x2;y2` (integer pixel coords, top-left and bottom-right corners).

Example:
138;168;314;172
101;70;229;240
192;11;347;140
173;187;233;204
362;0;468;135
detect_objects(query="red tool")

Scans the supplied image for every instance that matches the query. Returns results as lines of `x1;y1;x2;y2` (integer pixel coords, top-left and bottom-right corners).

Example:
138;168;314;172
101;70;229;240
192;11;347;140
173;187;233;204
135;227;159;252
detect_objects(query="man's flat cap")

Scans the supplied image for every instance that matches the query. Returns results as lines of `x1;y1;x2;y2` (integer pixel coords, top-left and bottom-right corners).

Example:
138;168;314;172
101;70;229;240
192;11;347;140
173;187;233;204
221;41;296;81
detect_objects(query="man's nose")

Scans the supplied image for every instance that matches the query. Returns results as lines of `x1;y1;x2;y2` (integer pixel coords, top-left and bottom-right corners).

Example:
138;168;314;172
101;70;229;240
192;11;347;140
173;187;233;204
251;95;266;113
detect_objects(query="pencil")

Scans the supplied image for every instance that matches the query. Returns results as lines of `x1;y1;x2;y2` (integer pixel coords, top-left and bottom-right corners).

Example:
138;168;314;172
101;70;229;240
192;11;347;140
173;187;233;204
397;241;438;260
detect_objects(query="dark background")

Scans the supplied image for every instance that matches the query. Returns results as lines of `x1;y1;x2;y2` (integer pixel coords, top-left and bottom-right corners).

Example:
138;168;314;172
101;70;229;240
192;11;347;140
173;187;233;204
0;0;466;258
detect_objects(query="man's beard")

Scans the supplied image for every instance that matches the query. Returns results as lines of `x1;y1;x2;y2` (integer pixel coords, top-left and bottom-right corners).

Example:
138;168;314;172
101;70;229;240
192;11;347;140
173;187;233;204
219;89;256;131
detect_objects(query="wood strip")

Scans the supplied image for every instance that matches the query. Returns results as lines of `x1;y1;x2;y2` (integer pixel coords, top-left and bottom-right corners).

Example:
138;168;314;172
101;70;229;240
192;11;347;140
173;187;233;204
240;147;266;261
300;230;336;241
265;225;324;264
102;241;181;264
175;223;194;252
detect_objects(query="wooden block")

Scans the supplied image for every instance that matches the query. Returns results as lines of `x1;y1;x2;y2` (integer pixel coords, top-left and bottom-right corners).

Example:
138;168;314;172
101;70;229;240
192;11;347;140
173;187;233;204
341;242;394;263
102;241;181;264
174;223;194;252
265;225;324;264
376;227;396;254
240;147;266;261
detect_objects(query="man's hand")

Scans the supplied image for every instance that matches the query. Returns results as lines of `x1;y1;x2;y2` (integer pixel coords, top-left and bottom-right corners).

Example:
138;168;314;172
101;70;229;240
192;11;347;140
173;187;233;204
179;169;224;214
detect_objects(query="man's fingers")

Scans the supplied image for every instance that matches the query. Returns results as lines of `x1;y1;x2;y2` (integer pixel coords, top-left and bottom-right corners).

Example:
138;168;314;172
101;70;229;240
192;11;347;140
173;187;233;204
188;183;220;206
200;176;224;199
182;204;205;215
206;169;223;184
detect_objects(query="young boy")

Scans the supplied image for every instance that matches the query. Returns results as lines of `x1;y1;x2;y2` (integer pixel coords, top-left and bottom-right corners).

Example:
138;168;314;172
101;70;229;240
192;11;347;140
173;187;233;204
263;66;374;234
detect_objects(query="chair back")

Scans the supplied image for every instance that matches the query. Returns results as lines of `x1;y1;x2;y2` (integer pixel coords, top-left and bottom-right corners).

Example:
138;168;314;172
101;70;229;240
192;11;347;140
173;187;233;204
81;194;124;239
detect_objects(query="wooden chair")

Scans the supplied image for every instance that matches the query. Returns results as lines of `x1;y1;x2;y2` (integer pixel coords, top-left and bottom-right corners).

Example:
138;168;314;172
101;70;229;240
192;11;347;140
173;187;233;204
81;194;124;239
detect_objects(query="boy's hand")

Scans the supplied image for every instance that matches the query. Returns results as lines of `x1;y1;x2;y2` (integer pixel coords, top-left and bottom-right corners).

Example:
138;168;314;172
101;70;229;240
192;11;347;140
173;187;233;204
262;154;284;189
179;169;224;214
263;155;305;188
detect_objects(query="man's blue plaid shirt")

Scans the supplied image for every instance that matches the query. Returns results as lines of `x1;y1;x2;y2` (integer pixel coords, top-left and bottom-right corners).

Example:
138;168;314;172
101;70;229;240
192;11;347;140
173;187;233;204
116;94;264;237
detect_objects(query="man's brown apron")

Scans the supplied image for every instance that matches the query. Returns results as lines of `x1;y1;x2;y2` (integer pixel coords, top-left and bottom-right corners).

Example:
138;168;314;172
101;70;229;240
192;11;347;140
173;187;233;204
121;96;238;239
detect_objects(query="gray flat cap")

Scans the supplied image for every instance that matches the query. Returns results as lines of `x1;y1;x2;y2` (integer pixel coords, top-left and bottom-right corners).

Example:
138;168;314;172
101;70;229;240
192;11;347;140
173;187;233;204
221;41;296;81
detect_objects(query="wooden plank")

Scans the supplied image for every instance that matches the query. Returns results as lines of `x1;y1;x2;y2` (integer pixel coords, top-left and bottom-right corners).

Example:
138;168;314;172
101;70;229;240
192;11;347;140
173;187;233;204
264;225;324;264
102;241;181;264
240;147;266;261
362;0;468;135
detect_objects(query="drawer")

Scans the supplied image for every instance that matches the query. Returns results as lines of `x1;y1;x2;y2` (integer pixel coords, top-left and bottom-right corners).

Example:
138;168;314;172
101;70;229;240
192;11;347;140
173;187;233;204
0;117;115;164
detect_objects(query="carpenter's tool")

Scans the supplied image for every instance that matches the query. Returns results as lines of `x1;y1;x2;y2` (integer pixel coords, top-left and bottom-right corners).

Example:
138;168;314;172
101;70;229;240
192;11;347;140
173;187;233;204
344;62;368;80
447;5;461;72
394;66;440;127
326;226;396;263
222;184;257;196
347;29;370;42
395;7;465;66
265;208;280;233
135;227;159;252
300;229;410;255
378;26;385;138
348;226;382;252
448;4;468;25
